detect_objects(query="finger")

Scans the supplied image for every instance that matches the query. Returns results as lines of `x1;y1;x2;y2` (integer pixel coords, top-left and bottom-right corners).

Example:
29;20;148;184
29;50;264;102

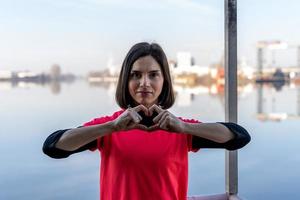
121;112;132;124
133;104;149;116
147;124;160;132
153;110;168;123
127;107;142;121
134;124;148;131
128;111;140;123
159;115;170;130
132;109;143;121
159;112;170;124
149;104;163;116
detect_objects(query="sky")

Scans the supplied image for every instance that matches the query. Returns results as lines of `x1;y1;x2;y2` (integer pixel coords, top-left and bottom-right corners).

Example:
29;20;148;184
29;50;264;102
1;0;300;75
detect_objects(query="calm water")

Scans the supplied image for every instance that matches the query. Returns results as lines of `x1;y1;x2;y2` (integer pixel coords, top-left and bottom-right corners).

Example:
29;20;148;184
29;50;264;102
0;80;299;200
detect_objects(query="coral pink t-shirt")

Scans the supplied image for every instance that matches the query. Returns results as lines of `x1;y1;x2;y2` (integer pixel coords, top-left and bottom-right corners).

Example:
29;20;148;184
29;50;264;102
83;110;200;200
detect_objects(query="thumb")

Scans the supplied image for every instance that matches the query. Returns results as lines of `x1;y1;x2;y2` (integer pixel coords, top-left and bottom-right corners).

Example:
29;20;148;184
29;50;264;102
134;124;149;131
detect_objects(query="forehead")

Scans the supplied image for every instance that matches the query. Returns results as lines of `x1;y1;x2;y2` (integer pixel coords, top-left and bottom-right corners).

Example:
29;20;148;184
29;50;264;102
131;55;161;71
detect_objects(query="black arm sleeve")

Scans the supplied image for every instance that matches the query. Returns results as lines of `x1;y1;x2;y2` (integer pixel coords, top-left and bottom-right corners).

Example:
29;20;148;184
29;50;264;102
42;128;97;159
192;122;251;150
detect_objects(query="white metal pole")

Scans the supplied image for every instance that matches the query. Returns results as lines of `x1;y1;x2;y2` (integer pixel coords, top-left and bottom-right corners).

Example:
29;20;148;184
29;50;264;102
224;0;238;196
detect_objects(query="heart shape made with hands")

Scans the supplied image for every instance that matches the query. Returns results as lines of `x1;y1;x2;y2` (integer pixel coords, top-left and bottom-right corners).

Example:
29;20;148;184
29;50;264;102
137;110;159;127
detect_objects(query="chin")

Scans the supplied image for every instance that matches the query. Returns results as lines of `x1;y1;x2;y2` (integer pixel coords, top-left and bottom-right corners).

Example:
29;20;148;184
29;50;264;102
134;97;157;107
139;101;154;107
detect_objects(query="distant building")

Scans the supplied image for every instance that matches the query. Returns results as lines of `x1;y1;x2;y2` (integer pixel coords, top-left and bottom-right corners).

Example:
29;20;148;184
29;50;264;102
173;52;210;76
17;71;38;78
0;70;13;80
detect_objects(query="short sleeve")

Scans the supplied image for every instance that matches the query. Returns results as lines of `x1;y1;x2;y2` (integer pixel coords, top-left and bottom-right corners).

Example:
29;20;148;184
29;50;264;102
178;117;201;152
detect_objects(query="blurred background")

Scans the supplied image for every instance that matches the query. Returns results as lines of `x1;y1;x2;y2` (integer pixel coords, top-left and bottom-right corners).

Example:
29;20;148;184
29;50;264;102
1;0;300;199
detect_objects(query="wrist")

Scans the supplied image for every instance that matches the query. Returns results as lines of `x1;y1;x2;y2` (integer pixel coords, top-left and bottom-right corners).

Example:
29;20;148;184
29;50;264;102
95;121;116;136
180;121;188;134
180;122;200;135
107;120;117;133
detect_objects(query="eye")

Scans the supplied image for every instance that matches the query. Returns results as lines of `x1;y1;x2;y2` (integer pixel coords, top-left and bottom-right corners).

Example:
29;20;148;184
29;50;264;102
130;72;141;79
149;72;160;79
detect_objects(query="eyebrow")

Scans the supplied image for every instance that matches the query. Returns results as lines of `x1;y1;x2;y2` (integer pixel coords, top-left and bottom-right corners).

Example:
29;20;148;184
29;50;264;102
130;70;161;73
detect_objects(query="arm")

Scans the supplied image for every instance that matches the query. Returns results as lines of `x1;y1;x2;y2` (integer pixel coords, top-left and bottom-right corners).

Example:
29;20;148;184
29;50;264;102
148;104;250;150
43;121;115;159
55;105;150;151
183;122;234;143
189;122;251;150
54;121;115;151
43;105;149;159
42;129;97;159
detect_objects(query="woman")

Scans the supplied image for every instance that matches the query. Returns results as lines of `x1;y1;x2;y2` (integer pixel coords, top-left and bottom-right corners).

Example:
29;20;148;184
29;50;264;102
43;42;250;200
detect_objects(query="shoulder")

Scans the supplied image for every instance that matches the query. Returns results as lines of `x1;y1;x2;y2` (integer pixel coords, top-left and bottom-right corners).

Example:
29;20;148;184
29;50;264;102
83;109;125;126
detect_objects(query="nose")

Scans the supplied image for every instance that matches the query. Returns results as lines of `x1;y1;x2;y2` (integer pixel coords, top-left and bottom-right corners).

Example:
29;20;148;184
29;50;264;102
140;75;150;87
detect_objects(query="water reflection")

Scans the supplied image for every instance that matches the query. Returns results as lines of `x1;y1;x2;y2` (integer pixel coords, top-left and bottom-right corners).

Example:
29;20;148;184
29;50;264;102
50;81;61;94
0;79;73;94
256;82;300;121
1;79;300;200
1;79;300;122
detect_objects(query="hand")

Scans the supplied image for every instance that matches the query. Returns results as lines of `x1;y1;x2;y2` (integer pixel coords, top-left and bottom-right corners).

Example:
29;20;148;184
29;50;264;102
112;105;149;131
147;104;185;133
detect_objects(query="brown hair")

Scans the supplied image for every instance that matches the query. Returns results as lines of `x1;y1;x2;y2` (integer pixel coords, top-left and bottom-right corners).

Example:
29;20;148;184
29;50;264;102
115;42;175;109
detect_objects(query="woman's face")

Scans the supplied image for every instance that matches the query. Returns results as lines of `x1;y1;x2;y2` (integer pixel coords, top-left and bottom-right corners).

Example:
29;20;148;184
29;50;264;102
128;55;164;108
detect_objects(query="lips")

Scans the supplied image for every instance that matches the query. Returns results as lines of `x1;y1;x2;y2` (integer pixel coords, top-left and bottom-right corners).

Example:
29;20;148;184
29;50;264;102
136;91;152;97
137;91;152;94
